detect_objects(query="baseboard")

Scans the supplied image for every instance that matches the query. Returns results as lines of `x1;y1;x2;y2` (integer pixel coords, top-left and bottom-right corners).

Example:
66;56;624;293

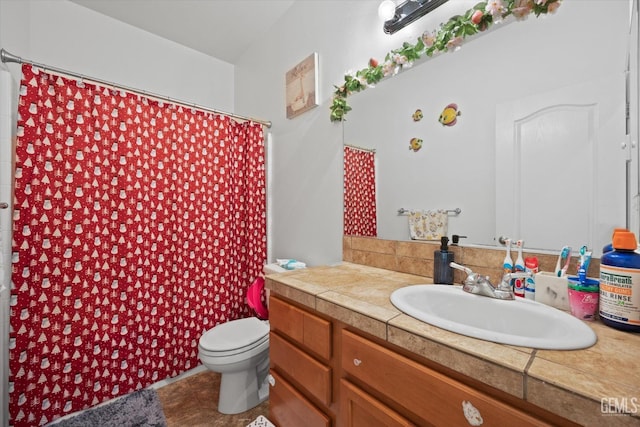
150;364;208;390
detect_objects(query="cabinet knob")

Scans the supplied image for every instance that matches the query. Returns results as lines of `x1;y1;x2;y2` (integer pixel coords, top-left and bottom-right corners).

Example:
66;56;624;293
461;400;483;426
268;374;275;387
353;358;362;367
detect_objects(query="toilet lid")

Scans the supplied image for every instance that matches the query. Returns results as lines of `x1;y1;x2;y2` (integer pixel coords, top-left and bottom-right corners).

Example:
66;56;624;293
199;317;269;352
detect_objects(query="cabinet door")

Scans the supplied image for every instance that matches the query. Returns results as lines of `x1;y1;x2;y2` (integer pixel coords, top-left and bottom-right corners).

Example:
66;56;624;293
341;379;416;427
270;331;332;405
269;296;332;360
342;329;550;426
303;310;332;360
270;370;331;427
269;296;304;342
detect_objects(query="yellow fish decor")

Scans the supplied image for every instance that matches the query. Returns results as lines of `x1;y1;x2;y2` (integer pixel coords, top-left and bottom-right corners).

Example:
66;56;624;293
438;103;461;126
412;109;423;122
409;137;423;152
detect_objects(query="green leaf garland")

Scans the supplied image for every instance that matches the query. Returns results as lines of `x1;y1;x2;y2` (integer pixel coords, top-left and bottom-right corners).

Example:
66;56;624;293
330;0;562;122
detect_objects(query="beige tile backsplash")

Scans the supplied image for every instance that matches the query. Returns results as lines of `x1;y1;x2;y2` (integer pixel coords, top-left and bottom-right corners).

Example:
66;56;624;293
343;236;600;285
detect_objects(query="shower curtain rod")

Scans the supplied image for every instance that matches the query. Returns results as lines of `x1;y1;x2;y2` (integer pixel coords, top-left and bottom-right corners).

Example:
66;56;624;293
0;48;272;128
344;143;376;153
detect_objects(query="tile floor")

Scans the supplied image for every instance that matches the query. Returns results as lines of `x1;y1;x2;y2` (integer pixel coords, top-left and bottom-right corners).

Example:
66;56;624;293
157;370;270;427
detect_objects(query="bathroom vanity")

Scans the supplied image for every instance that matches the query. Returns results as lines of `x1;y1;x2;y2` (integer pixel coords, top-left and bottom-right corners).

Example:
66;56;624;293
266;263;640;426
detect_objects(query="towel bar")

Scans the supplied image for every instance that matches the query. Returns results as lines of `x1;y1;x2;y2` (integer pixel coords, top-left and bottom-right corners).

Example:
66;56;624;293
397;207;461;216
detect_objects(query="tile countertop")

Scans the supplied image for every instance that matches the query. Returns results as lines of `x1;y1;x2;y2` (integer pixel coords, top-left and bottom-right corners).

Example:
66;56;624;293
265;262;640;427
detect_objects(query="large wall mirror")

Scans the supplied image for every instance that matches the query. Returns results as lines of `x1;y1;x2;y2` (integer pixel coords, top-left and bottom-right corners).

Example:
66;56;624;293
343;0;639;253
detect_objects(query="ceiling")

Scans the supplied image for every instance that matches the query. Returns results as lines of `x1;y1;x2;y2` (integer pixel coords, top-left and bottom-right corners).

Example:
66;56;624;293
69;0;297;64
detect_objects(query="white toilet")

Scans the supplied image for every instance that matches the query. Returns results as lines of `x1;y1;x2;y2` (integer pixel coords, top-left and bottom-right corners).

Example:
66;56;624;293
198;278;270;414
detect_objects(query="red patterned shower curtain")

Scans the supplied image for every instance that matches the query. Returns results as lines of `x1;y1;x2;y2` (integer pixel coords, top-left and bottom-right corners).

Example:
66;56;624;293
343;146;377;237
9;65;266;426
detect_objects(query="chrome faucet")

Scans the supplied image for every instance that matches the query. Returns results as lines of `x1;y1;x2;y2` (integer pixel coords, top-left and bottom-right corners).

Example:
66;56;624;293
449;262;532;300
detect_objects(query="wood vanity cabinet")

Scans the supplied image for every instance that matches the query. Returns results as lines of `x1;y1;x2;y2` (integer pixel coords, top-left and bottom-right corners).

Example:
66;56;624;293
268;295;564;427
341;329;550;426
269;296;333;426
340;378;416;427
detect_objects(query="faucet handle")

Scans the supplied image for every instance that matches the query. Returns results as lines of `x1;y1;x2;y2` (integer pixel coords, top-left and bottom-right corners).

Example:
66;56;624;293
499;271;532;290
450;262;487;287
449;262;472;275
503;271;533;281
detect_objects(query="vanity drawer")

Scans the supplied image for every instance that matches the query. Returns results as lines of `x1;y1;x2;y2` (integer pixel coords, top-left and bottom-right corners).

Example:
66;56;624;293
269;296;332;360
269;370;331;427
270;331;332;406
341;329;549;426
340;379;416;427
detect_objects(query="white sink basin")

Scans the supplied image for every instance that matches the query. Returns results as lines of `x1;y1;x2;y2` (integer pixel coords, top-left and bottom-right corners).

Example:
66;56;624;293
390;285;597;350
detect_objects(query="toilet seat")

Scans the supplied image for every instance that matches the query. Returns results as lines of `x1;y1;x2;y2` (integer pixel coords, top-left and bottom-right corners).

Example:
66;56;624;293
199;317;269;357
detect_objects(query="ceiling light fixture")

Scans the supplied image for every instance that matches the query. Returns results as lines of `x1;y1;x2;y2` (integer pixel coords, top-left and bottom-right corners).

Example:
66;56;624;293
382;0;450;35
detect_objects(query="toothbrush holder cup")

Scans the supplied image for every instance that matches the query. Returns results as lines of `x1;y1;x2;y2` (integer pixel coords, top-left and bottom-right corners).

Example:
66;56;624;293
567;276;599;322
534;272;570;311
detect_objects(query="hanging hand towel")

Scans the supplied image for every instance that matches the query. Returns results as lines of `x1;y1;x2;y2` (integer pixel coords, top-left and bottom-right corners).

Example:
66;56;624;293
408;209;448;241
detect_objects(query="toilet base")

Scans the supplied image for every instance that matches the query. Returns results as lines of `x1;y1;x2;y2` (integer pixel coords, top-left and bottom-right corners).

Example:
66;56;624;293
217;356;270;414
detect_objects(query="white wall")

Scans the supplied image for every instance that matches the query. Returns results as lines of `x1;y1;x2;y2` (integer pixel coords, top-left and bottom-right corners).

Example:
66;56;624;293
0;69;13;427
0;0;234;110
235;0;419;266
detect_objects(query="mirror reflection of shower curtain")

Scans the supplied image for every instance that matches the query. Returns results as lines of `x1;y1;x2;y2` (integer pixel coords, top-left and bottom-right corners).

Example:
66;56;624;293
343;145;377;237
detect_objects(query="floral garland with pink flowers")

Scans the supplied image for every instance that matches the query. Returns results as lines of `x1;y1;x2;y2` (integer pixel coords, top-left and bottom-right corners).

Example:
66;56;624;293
329;0;562;122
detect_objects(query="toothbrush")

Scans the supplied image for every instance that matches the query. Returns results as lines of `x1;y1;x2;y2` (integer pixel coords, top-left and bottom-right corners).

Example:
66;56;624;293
577;245;587;273
513;240;525;297
558;246;572;277
555;246;568;276
578;246;592;283
560;248;572;277
502;239;513;276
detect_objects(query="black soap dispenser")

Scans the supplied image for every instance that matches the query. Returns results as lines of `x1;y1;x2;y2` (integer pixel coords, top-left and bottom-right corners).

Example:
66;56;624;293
433;236;454;284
